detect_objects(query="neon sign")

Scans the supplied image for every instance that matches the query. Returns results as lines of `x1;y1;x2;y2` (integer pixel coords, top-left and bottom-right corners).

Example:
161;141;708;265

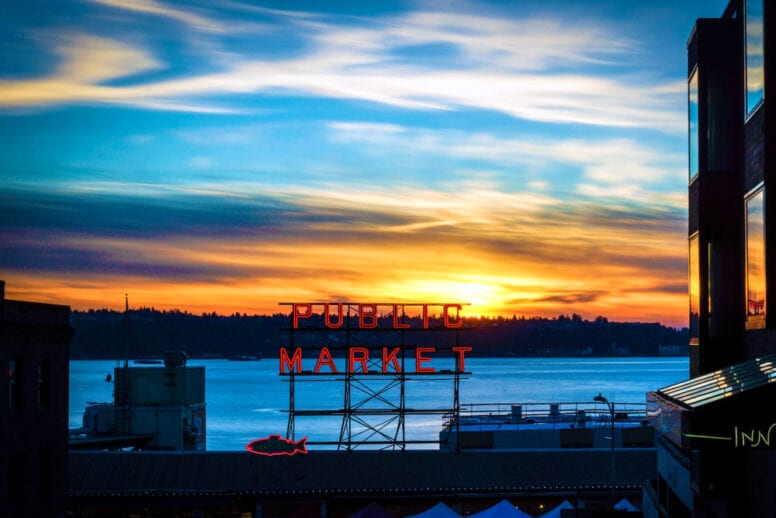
245;434;308;456
685;422;776;449
279;345;472;374
290;302;464;329
278;302;472;375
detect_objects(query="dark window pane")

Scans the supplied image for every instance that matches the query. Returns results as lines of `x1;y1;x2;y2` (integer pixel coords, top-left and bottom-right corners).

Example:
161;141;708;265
39;448;52;498
37;358;51;408
9;452;23;505
9;358;22;410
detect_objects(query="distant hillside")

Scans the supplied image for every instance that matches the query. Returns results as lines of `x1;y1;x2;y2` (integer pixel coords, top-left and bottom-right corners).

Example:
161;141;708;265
69;308;688;359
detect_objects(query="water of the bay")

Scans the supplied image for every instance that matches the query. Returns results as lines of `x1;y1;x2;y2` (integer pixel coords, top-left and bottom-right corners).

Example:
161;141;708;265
69;357;688;451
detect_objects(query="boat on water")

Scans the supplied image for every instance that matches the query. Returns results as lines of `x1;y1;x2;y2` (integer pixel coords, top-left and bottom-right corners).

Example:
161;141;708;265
439;401;653;450
227;354;261;361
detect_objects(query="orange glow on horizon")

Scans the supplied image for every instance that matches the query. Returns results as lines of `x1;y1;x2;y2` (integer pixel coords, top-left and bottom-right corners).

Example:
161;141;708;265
3;188;689;328
3;262;688;328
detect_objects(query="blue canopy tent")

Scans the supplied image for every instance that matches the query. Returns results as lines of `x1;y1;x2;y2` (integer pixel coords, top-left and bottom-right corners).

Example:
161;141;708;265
470;499;533;518
537;500;575;518
406;502;461;518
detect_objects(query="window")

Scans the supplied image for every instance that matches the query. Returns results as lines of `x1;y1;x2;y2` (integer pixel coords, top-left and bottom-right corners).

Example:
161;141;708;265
9;358;22;410
37;357;51;408
8;451;23;505
746;187;765;328
708;242;719;337
745;0;764;116
689;68;700;180
38;448;52;498
689;233;700;344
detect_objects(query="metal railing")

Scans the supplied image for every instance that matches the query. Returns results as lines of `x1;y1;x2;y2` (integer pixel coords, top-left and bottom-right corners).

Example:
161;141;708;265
443;401;648;429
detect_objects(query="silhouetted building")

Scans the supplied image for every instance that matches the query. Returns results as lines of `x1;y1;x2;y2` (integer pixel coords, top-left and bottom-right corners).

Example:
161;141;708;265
0;281;73;516
644;1;775;516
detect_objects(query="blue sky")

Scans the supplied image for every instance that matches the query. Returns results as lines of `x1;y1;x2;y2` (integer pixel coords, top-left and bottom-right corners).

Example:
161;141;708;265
0;0;728;325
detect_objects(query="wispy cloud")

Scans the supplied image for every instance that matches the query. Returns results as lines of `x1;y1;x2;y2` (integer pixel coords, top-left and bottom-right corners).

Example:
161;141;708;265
327;122;686;203
55;34;162;83
85;0;229;33
0;34;162;107
0;5;684;132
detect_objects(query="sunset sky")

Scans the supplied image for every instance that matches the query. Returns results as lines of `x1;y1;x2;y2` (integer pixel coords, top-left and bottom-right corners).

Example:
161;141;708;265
1;0;728;326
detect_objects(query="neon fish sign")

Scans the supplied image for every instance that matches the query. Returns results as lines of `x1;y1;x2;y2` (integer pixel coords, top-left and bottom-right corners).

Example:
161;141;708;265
245;434;308;456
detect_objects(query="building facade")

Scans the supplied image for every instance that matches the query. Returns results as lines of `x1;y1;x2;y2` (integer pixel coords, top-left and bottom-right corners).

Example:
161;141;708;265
0;281;73;516
644;0;775;516
70;356;207;451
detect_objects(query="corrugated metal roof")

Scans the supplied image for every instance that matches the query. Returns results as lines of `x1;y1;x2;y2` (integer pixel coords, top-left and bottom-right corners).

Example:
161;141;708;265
657;353;776;408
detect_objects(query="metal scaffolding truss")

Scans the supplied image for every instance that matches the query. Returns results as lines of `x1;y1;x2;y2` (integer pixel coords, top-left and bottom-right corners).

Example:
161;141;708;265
280;303;469;451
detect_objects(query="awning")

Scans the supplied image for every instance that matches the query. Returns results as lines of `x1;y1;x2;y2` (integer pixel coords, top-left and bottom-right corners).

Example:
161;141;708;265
648;353;776;449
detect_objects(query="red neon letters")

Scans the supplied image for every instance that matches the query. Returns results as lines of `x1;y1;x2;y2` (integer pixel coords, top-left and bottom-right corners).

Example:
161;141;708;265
289;303;464;329
279;346;472;375
281;302;471;375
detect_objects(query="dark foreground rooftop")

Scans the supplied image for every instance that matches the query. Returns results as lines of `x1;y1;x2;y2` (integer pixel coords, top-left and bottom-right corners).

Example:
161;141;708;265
70;449;653;516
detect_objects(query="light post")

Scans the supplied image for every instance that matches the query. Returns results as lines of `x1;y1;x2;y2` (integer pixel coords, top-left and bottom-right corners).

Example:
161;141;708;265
594;392;615;507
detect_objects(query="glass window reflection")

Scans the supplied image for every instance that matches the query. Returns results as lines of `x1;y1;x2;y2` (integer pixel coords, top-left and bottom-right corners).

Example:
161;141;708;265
746;188;765;327
689;68;699;180
746;0;764;116
689;234;700;344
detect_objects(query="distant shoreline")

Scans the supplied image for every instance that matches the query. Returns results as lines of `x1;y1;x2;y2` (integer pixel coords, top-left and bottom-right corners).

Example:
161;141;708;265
68;309;689;359
70;352;689;361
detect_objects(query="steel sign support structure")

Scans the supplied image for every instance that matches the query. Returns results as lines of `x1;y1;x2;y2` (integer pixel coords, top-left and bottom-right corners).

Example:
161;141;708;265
281;302;468;451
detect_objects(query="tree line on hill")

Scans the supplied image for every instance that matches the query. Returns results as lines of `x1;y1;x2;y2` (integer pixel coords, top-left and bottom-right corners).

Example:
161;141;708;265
69;308;688;359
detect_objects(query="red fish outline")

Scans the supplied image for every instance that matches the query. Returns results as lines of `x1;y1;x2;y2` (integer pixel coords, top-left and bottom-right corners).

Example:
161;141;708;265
245;434;308;456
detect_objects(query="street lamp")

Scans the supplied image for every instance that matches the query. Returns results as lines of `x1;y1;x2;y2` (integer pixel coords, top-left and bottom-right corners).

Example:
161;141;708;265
594;392;615;507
